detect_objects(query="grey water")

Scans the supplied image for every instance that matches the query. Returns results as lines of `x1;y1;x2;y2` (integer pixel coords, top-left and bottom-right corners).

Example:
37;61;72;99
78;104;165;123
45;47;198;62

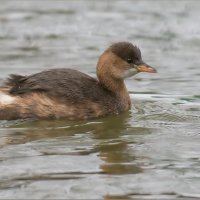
0;0;200;199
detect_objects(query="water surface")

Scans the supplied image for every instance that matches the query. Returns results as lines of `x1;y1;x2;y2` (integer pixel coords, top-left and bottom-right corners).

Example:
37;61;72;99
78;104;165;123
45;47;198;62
0;0;200;199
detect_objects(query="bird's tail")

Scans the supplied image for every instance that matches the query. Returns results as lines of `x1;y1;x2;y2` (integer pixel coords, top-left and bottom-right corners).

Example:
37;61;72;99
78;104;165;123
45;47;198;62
0;90;19;120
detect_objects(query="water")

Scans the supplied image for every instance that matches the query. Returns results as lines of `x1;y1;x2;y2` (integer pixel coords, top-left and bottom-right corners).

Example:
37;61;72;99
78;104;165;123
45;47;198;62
0;0;200;199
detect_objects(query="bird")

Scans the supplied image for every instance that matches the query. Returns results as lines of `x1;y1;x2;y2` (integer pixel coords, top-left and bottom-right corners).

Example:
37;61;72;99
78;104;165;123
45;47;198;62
0;41;157;120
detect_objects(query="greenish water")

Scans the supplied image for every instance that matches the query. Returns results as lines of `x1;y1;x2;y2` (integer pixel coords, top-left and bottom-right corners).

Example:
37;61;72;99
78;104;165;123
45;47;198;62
0;0;200;199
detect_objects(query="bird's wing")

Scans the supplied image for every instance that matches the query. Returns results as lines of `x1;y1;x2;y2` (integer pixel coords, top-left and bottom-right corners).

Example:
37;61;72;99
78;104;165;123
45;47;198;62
5;68;105;103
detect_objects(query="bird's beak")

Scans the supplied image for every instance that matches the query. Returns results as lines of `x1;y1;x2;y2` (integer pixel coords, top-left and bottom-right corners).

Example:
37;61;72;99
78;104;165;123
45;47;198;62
135;63;157;73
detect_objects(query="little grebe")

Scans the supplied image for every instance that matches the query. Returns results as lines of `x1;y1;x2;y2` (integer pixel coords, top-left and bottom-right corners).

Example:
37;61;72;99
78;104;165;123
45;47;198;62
0;42;156;120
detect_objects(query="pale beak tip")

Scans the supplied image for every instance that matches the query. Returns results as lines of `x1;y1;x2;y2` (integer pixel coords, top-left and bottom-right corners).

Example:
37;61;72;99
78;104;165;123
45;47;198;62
137;64;157;73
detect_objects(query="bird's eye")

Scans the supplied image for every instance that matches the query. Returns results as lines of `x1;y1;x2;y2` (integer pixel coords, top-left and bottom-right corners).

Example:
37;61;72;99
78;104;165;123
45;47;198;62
127;58;133;64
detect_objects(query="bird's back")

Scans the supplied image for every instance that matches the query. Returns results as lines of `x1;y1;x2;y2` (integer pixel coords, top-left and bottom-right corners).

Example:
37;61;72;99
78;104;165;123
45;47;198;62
6;68;113;104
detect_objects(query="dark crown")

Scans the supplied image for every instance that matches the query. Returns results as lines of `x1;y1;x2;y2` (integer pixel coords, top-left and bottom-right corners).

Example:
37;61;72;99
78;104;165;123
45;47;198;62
110;42;142;63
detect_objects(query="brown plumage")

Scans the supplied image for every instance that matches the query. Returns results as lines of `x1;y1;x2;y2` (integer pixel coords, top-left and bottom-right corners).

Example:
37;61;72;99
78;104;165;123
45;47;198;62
0;42;157;120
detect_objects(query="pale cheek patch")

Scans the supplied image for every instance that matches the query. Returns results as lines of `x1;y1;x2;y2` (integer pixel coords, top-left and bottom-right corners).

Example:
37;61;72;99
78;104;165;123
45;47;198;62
122;68;139;79
0;92;16;105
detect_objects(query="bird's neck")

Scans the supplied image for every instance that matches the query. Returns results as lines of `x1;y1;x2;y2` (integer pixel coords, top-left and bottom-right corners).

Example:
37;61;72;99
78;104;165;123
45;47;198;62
99;76;131;110
100;76;127;96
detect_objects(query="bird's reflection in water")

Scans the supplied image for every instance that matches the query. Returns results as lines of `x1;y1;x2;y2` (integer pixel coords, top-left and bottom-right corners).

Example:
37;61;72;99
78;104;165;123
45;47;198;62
104;194;131;200
1;112;130;145
91;112;143;175
1;111;143;175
